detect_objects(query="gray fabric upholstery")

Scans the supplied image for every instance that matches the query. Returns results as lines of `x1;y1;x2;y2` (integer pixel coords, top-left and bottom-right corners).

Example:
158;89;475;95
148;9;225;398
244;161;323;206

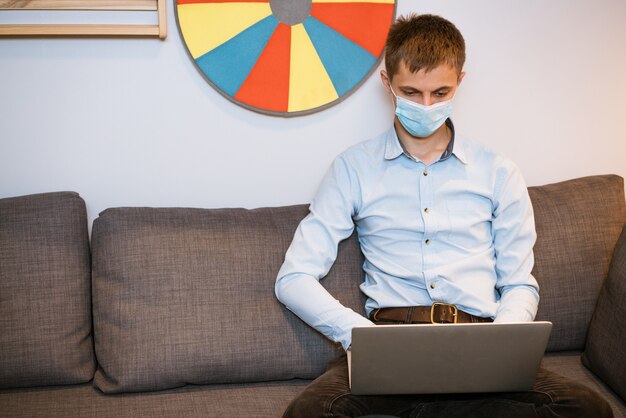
0;380;310;418
91;205;366;393
529;175;626;351
3;175;625;413
2;357;624;418
0;192;94;389
582;223;626;401
542;353;626;417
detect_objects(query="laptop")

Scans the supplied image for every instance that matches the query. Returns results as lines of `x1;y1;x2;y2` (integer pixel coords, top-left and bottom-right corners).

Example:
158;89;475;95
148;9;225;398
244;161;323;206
349;321;552;395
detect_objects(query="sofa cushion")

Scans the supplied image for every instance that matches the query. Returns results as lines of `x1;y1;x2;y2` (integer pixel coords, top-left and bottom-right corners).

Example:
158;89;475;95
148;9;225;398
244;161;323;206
582;223;626;401
0;380;310;418
529;175;626;351
542;353;626;417
91;205;366;393
0;192;94;389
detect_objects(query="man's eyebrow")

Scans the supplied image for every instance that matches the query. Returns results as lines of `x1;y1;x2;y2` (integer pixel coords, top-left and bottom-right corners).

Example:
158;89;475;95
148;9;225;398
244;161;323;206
398;85;453;92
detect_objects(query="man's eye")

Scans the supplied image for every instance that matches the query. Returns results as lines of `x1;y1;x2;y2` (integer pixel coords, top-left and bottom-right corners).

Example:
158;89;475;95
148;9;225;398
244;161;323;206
435;91;448;98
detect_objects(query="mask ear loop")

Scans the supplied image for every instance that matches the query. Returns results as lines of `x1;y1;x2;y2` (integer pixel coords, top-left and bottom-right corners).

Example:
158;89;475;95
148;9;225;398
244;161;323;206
390;89;398;109
384;72;400;106
388;85;401;110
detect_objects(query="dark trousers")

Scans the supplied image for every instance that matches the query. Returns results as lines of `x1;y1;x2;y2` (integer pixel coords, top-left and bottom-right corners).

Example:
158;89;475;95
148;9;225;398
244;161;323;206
283;352;613;418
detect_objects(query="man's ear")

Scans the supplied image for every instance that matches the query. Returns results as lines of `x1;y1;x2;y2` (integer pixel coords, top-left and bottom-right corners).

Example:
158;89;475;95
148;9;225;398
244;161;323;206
457;71;466;86
380;70;392;93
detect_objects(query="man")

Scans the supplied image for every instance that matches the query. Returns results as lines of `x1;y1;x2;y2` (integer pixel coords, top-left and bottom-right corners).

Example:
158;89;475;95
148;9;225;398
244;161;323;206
275;14;612;418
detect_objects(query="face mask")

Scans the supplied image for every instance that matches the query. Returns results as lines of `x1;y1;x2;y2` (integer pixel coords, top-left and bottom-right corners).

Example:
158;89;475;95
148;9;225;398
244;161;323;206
391;87;454;138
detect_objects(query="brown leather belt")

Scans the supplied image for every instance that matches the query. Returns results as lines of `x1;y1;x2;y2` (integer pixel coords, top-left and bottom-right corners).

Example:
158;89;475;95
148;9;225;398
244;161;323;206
370;303;492;324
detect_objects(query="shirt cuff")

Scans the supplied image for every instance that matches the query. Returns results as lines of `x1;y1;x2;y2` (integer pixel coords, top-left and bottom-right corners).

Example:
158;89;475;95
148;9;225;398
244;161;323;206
495;285;539;322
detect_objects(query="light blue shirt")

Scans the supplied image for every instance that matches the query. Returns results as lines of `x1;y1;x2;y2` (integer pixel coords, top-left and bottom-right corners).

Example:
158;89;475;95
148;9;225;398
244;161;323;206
275;123;539;350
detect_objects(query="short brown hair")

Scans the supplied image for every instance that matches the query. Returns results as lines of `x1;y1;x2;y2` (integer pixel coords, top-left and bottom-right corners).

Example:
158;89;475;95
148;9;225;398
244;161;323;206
385;14;465;79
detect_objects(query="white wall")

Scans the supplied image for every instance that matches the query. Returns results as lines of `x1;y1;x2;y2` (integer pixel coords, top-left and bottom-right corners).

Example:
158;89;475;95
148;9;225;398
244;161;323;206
1;0;625;228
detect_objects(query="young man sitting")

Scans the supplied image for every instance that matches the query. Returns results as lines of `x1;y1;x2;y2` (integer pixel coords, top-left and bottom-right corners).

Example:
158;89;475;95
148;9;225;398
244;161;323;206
275;13;612;418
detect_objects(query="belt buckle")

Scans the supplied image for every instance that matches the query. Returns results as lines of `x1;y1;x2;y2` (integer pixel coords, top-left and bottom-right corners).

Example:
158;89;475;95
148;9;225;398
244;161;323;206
430;302;458;324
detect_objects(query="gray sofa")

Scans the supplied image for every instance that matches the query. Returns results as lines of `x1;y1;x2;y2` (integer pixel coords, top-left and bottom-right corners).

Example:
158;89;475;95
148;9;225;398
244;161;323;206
1;174;625;417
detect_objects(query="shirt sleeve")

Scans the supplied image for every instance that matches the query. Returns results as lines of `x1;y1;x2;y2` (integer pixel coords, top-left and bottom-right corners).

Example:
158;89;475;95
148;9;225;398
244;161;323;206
274;156;374;350
491;159;540;322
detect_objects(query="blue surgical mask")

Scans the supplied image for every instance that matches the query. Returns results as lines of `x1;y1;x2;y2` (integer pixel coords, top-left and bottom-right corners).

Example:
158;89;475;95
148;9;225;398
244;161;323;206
391;87;453;138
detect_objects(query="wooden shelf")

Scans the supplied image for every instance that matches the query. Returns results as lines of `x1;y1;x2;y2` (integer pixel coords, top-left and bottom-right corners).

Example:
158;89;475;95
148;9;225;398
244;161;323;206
0;0;157;11
0;0;167;38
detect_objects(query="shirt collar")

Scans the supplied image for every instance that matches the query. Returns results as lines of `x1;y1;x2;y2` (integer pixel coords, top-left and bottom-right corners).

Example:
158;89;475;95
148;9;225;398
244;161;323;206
384;119;468;164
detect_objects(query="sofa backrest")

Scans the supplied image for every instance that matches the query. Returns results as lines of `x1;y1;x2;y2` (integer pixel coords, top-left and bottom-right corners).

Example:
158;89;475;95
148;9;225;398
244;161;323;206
0;192;94;389
91;205;366;393
529;175;626;351
89;175;625;393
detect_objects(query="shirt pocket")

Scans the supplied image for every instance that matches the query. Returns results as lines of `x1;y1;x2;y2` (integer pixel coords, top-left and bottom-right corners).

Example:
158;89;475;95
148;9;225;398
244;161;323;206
446;197;494;248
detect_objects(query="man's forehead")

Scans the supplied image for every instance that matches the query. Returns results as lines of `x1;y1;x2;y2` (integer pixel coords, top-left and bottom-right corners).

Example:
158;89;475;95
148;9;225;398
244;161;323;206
391;61;459;88
396;60;458;77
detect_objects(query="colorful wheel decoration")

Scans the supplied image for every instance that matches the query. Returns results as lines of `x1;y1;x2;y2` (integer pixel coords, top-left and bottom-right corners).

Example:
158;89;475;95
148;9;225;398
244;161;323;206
175;0;396;116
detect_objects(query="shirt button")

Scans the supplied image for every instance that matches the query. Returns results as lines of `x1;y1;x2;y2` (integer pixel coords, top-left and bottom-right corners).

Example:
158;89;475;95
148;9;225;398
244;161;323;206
430;283;436;289
425;239;431;245
423;170;429;176
424;208;429;214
